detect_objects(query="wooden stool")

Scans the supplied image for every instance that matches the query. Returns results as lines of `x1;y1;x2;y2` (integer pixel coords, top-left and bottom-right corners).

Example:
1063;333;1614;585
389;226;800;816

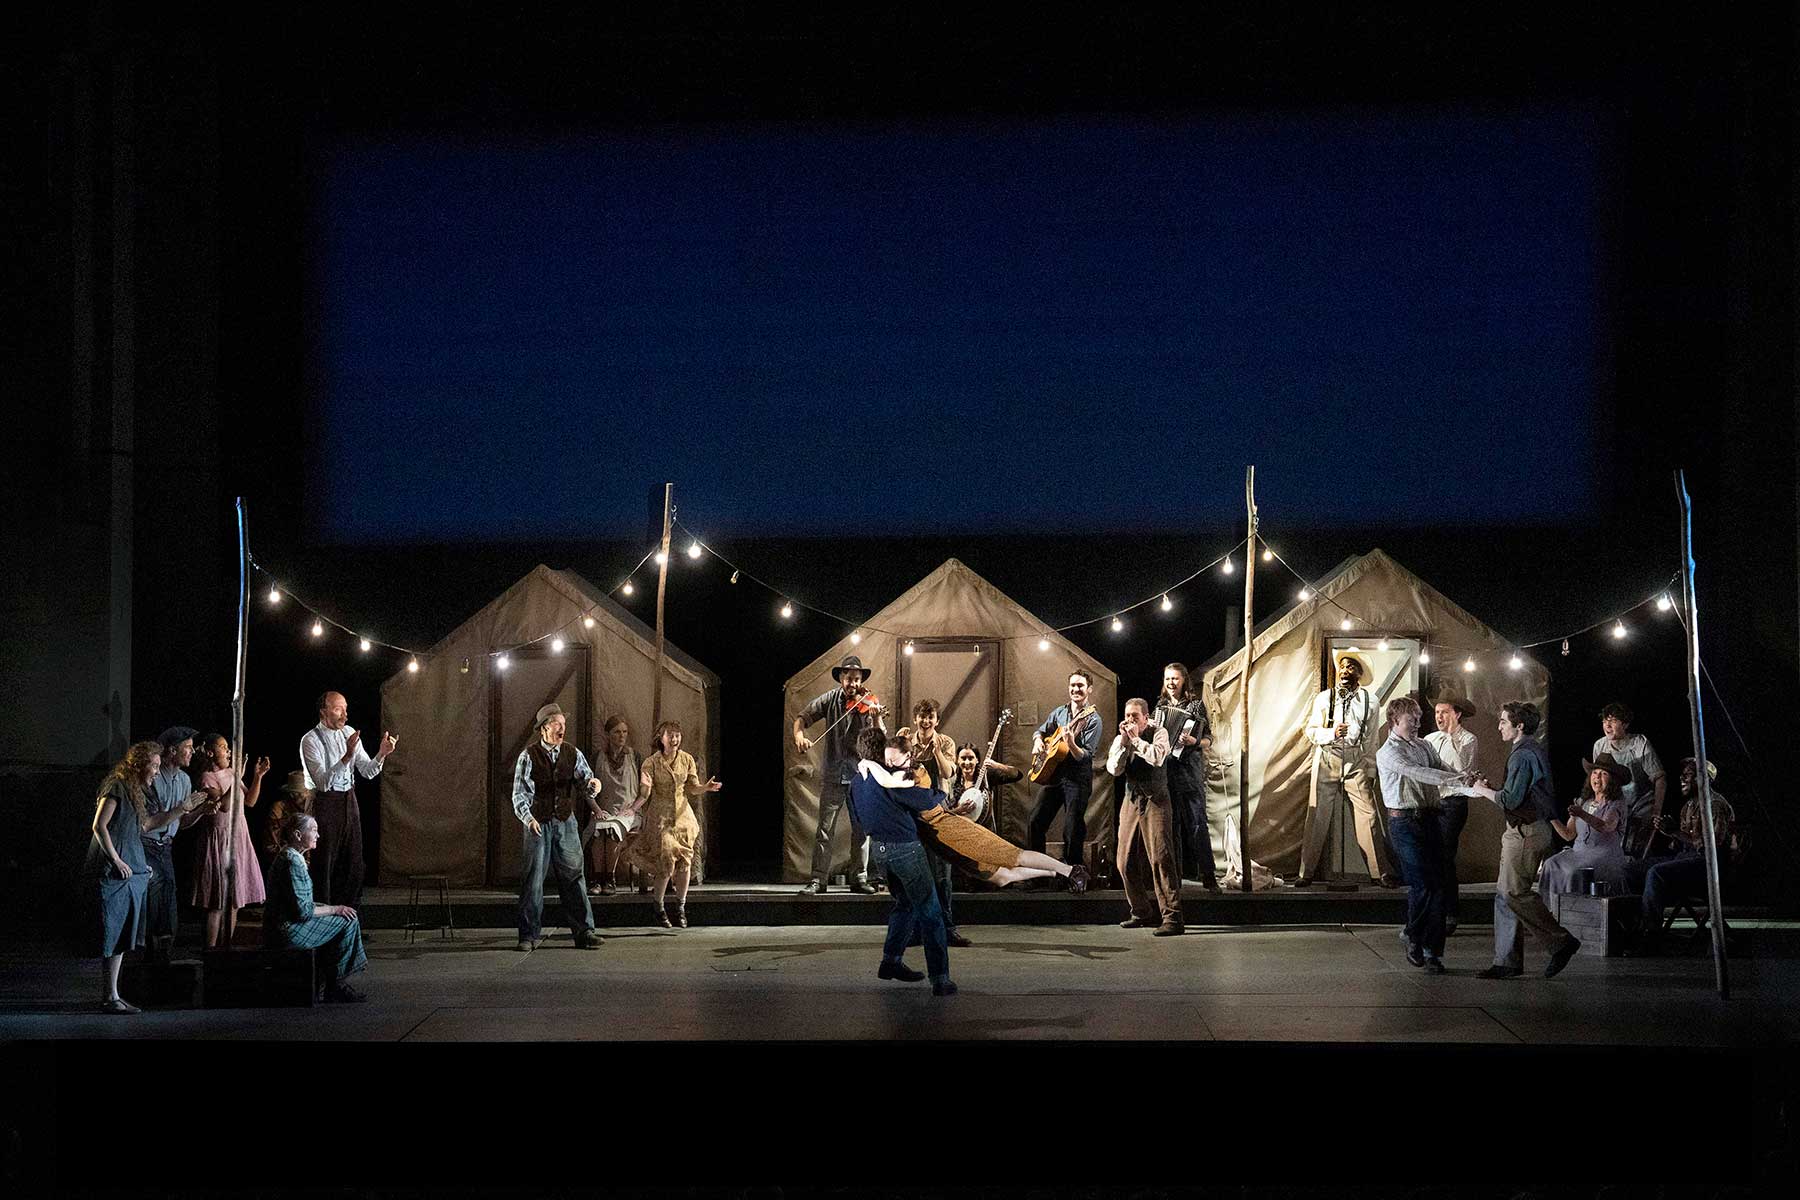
405;874;457;943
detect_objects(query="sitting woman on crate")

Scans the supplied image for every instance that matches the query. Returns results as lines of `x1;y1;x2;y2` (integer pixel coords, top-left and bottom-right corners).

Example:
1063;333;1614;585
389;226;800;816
266;812;369;1003
1537;752;1631;899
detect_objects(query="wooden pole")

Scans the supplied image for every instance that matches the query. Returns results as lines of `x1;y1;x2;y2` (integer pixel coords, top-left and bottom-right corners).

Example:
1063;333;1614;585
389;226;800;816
1239;466;1256;892
226;496;249;935
1674;470;1728;999
651;483;673;729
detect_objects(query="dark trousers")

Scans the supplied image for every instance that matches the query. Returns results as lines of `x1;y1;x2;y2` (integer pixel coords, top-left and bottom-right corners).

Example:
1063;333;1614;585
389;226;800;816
1028;771;1092;867
1641;849;1712;931
1167;764;1216;882
809;776;870;885
873;839;949;983
142;837;179;942
313;789;365;908
1386;808;1447;957
926;844;955;931
1438;795;1469;923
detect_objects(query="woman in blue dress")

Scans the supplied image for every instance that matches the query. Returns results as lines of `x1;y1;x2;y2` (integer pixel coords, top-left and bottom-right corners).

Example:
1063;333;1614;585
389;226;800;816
87;740;201;1013
1539;752;1631;898
266;812;369;1002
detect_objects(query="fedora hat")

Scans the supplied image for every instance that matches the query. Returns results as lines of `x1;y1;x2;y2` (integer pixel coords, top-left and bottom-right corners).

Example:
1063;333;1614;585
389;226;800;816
278;769;312;796
831;654;873;682
1580;752;1631;786
1431;693;1477;721
1333;651;1374;684
534;703;566;729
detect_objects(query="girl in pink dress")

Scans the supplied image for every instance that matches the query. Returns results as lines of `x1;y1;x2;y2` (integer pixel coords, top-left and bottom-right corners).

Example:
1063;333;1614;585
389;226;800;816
191;734;270;947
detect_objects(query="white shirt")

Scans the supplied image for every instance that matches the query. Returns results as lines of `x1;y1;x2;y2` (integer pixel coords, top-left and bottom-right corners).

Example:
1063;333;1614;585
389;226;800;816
1425;727;1480;798
1307;687;1375;778
300;722;385;793
1375;734;1465;811
1105;726;1171;776
1591;733;1664;816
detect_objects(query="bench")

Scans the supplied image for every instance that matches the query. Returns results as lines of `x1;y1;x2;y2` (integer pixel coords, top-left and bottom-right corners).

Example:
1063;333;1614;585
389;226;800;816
202;947;317;1008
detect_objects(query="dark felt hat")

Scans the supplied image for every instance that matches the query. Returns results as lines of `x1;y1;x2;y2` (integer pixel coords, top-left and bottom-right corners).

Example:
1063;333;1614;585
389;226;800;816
1580;752;1631;786
831;654;873;682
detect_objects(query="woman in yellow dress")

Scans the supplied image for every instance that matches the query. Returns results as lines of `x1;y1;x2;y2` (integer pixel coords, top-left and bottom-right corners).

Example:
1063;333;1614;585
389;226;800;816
624;720;721;929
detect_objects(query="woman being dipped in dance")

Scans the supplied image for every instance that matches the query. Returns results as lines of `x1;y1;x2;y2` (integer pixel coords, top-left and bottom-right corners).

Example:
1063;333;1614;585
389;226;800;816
624;720;721;929
869;732;1089;891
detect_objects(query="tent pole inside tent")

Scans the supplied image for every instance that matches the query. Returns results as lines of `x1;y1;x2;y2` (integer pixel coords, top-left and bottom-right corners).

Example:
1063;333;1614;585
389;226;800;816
227;496;248;918
652;482;673;729
1674;470;1729;999
1239;466;1256;892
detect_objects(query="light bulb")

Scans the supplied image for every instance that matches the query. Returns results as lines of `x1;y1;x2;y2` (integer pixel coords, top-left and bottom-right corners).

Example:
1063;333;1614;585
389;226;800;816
1462;658;1476;673
1339;618;1352;631
654;551;668;565
310;621;323;638
583;616;595;629
687;542;702;559
850;632;862;646
497;654;511;670
1419;651;1431;665
267;586;280;604
1377;640;1389;652
406;658;419;673
780;602;793;619
459;657;470;675
903;641;915;656
1261;548;1273;562
1160;594;1173;612
1297;588;1311;602
1037;638;1050;652
358;638;371;652
551;638;565;653
1561;639;1571;657
1111;617;1124;633
1221;558;1234;575
1508;655;1523;671
1612;622;1628;639
1657;594;1673;612
622;581;634;596
730;570;739;584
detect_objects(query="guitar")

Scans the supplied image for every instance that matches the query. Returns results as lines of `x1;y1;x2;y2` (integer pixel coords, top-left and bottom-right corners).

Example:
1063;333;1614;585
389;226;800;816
957;709;1012;825
1029;703;1097;785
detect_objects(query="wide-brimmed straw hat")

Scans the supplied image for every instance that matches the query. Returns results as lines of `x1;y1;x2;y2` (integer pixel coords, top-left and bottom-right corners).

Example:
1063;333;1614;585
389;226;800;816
279;769;312;796
1333;652;1374;684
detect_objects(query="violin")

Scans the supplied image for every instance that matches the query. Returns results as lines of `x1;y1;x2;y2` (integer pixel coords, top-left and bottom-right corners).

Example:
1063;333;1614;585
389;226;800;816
844;683;884;717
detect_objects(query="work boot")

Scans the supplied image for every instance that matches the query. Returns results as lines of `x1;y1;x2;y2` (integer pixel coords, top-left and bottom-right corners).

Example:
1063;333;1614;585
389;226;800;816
878;959;924;983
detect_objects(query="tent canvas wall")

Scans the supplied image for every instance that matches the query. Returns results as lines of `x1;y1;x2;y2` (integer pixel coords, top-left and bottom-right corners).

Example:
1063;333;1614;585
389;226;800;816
379;565;720;887
781;559;1119;882
1199;548;1551;882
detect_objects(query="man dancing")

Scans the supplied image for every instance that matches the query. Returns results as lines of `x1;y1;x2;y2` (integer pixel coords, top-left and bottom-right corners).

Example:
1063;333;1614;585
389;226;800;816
1424;695;1480;933
1296;653;1396;887
511;703;603;952
793;654;885;895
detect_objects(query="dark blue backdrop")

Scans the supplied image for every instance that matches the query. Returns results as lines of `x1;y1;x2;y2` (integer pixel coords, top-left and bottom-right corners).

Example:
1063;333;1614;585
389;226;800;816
312;107;1606;542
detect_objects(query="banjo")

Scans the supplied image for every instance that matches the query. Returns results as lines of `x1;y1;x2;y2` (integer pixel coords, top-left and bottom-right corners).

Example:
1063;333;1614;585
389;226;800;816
957;709;1012;825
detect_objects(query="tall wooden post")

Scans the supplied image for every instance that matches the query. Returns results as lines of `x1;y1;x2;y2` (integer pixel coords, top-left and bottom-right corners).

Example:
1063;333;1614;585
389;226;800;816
1674;470;1728;999
227;496;249;920
1239;467;1256;891
651;483;673;729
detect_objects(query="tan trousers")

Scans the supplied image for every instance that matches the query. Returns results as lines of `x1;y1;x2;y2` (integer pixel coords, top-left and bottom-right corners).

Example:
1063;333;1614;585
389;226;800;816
1117;791;1183;928
1494;819;1574;968
1299;765;1394;881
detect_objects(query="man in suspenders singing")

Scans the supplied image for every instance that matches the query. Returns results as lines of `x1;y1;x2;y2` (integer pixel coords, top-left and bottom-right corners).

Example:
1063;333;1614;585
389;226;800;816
299;691;397;909
1295;653;1397;887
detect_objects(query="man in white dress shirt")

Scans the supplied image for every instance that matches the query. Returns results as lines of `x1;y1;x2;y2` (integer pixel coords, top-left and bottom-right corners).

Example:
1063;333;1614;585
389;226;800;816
1424;696;1480;933
1296;653;1397;887
299;691;397;908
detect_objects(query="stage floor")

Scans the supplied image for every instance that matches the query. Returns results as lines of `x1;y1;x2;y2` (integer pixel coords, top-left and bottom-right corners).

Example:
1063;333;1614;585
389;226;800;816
3;918;1794;1045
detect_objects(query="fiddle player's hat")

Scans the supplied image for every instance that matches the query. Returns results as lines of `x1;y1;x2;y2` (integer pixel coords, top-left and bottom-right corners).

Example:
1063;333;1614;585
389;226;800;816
534;703;566;730
831;654;872;682
1580;752;1632;786
1432;693;1477;721
1333;651;1374;684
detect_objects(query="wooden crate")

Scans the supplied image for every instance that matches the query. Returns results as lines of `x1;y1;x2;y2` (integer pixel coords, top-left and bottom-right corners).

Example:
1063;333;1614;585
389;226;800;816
202;948;317;1008
1549;892;1637;957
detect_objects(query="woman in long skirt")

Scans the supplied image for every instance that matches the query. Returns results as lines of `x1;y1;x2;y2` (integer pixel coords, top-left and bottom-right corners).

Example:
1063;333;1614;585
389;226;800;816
622;721;721;929
266;813;368;1003
189;733;270;948
1539;753;1631;898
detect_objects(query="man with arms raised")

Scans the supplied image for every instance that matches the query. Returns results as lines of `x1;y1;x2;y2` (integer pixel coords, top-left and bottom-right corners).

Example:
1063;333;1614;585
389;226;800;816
299;691;396;909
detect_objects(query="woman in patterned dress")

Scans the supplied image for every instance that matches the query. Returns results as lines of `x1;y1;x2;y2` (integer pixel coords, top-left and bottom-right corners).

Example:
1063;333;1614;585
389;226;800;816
189;733;270;948
623;720;721;929
266;813;368;1003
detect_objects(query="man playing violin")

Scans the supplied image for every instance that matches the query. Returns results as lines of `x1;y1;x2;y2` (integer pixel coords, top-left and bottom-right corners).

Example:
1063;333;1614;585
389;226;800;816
1027;671;1103;878
793;654;887;895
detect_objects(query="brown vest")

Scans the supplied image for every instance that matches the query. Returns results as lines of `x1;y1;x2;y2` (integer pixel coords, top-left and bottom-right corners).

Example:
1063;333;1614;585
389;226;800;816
525;739;581;822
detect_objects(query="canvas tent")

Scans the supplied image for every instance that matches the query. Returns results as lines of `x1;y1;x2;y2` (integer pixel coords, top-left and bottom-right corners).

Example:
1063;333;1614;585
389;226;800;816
379;565;720;888
782;558;1119;882
1199;548;1551;883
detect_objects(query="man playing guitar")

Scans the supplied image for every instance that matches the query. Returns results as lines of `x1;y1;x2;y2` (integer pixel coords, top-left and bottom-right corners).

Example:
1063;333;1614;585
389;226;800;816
1026;671;1102;879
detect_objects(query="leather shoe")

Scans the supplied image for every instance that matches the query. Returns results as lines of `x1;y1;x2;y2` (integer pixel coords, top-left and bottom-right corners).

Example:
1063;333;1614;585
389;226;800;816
1291;875;1314;888
1544;936;1581;978
1476;964;1523;979
652;905;673;929
1201;877;1221;894
1377;874;1402;889
931;979;958;997
574;934;603;950
1422;956;1446;975
1067;864;1091;895
1152;922;1185;937
673;905;688;929
515;938;538;952
796;879;828;896
946;929;973;948
1405;942;1425;968
878;959;924;983
849;879;879;895
1119;916;1149;929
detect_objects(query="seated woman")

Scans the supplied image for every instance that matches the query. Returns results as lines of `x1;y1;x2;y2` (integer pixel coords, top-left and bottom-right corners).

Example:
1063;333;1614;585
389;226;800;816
266;813;368;1003
87;740;201;1014
866;734;1089;892
189;733;271;948
622;720;721;929
1539;752;1630;898
585;715;644;896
